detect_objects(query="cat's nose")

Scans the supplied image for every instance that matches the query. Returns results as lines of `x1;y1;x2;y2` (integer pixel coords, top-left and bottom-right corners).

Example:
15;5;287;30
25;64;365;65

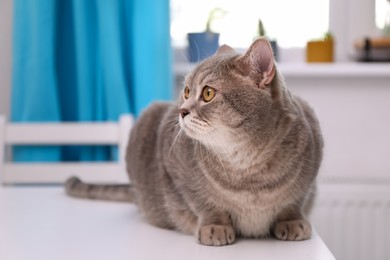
179;108;190;118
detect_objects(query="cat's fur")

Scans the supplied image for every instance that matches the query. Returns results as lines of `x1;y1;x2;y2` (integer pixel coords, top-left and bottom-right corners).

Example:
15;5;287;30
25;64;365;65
65;38;323;246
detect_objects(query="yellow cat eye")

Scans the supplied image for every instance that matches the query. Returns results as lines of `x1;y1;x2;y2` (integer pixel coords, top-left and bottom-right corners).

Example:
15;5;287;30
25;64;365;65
184;86;190;99
202;86;216;102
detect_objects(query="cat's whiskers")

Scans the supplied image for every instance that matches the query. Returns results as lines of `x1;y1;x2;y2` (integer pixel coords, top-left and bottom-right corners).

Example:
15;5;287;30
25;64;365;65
182;110;262;176
193;40;200;65
176;50;195;97
177;47;192;77
181;117;211;140
197;133;208;172
207;127;265;172
203;131;230;182
202;127;236;160
169;123;184;158
193;135;199;158
184;121;235;176
166;115;181;131
208;128;235;160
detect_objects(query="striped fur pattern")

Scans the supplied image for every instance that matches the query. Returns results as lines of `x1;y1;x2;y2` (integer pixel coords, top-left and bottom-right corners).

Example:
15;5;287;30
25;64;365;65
65;38;323;246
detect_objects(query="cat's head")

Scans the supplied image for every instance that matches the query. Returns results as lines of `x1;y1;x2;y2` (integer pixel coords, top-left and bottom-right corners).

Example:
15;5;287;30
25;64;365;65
178;38;285;148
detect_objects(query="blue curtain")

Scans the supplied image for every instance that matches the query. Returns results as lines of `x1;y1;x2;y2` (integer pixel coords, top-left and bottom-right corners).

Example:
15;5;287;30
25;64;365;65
11;0;172;162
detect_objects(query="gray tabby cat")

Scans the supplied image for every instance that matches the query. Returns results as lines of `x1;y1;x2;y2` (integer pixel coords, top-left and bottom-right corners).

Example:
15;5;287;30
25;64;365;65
65;38;323;246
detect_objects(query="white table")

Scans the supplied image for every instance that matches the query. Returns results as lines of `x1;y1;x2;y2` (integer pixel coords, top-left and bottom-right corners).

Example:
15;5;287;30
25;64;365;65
0;186;335;260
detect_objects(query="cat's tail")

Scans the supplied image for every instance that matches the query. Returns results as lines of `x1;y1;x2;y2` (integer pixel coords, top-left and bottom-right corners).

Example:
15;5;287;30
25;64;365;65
65;177;136;203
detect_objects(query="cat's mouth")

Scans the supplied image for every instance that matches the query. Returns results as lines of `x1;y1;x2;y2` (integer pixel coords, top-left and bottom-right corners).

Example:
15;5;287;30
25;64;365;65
179;116;210;139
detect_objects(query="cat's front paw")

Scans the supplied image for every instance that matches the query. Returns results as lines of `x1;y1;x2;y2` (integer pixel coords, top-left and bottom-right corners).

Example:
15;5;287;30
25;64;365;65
273;219;312;241
198;225;235;246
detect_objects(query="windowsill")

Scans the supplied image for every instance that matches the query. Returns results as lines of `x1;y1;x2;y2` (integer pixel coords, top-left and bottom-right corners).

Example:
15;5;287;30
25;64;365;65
277;63;390;78
174;62;390;78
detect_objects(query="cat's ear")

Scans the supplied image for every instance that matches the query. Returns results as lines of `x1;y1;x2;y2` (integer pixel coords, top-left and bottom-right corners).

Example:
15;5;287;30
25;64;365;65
215;44;235;56
238;38;276;88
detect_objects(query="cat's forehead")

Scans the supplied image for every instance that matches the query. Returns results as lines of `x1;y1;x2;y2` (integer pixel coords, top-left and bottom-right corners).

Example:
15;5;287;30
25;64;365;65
185;55;238;88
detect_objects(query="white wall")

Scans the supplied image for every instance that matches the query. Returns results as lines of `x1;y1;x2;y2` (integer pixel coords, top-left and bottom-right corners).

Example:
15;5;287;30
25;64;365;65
330;0;379;62
0;0;13;117
286;73;390;183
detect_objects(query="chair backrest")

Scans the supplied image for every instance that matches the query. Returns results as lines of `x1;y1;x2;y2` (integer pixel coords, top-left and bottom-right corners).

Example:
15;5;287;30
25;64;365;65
0;115;134;185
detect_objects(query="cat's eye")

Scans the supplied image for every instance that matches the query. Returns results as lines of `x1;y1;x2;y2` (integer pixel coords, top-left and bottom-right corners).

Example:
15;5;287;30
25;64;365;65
202;86;216;102
184;86;190;99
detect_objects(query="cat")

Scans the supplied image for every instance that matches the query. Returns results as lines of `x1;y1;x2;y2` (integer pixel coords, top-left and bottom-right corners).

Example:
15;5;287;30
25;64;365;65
65;38;323;246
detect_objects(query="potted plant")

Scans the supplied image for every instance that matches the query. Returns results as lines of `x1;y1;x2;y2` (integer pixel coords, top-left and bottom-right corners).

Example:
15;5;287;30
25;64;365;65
255;19;279;61
187;8;226;63
306;32;334;63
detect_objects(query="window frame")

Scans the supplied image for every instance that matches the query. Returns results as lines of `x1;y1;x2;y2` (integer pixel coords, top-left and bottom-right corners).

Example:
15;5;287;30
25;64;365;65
171;0;379;63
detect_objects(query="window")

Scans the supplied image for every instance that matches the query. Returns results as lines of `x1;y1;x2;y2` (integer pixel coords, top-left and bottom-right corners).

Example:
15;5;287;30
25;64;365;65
171;0;381;62
376;0;390;30
170;0;329;49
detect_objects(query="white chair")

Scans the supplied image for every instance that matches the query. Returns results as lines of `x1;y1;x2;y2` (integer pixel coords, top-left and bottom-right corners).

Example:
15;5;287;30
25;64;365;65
0;115;133;185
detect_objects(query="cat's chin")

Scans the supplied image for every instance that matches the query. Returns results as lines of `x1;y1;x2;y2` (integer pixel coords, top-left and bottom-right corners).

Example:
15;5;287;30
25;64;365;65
179;118;204;140
180;123;199;139
183;128;198;139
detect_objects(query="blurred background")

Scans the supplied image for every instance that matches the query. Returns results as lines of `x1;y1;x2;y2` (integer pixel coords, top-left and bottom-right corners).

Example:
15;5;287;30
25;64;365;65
1;0;390;260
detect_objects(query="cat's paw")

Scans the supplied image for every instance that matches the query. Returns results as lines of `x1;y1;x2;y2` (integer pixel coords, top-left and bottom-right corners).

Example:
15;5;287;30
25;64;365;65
273;219;312;241
198;225;235;246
